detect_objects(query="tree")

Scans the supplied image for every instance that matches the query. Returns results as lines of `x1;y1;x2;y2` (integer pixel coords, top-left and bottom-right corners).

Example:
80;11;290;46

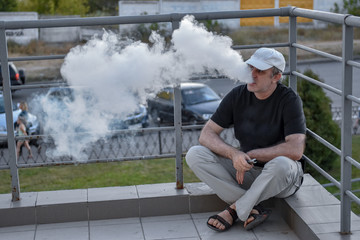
333;0;360;16
289;70;341;175
0;0;18;11
87;0;118;15
18;0;89;16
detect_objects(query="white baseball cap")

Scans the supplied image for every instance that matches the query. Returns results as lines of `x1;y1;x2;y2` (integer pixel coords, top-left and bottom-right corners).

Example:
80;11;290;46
245;48;285;72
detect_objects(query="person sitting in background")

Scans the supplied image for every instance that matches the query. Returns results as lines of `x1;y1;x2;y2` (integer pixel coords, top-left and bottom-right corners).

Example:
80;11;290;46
16;116;33;159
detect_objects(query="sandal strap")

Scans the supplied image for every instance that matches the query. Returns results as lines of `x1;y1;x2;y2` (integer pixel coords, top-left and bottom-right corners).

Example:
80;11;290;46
253;204;271;215
226;206;238;221
208;215;232;229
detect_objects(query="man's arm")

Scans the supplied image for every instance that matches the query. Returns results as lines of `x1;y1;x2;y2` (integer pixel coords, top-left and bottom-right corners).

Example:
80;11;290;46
246;133;306;162
199;120;252;174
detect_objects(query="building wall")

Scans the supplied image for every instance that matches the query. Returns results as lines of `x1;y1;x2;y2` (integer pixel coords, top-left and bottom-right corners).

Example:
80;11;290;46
0;12;39;45
119;0;241;32
119;0;344;28
39;16;81;43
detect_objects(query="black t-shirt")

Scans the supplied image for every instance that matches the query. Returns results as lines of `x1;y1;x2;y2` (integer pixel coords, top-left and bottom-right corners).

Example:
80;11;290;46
211;83;306;153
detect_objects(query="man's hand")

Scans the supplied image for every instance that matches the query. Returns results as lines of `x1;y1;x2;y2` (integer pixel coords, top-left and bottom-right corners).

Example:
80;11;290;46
231;151;253;184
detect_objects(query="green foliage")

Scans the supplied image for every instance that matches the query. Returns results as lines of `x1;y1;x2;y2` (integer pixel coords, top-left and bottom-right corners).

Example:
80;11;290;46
18;0;89;16
0;0;17;11
333;0;360;16
285;70;341;175
200;19;229;35
87;0;118;16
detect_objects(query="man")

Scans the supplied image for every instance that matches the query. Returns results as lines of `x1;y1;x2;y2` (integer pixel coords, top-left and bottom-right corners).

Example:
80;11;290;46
186;48;306;231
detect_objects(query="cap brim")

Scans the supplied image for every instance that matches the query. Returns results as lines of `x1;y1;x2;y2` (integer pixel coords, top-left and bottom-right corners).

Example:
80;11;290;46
245;57;273;71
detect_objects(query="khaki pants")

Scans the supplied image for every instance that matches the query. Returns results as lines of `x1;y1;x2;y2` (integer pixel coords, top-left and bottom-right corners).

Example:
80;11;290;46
185;145;303;221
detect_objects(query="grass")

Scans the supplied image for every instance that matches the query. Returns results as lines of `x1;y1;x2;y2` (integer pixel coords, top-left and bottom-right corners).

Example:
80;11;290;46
0;158;200;194
309;135;360;215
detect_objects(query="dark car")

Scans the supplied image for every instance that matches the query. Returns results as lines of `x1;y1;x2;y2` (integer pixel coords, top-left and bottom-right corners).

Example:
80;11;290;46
0;62;26;87
147;82;222;125
45;87;148;131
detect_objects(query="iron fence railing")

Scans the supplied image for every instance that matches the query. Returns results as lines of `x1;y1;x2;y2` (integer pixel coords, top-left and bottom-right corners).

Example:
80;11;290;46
0;6;359;233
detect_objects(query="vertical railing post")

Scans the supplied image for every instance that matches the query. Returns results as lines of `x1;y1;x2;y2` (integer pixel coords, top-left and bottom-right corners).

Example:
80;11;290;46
288;14;297;92
0;22;20;201
171;16;183;189
340;20;353;234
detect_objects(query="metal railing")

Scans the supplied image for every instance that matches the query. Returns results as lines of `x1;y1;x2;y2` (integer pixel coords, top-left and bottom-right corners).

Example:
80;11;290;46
0;6;359;233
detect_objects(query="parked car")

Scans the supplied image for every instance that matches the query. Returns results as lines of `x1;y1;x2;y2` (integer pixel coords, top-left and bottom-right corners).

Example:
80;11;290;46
0;94;40;143
0;62;26;87
45;87;148;131
147;82;222;125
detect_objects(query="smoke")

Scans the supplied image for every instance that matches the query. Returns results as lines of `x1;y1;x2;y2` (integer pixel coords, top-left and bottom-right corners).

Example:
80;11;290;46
35;15;252;161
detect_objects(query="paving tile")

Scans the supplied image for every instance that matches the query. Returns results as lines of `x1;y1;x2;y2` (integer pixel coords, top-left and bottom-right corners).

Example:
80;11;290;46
301;174;322;187
0;230;35;240
193;217;256;240
0;224;35;233
286;184;340;208
37;189;87;205
253;209;292;233
90;222;144;240
11;192;37;208
142;217;199;240
36;221;88;231
294;205;358;225
90;217;140;227
255;230;300;240
136;182;188;198
0;193;11;209
142;214;191;223
317;230;360;240
310;220;360;234
88;186;138;202
35;226;89;240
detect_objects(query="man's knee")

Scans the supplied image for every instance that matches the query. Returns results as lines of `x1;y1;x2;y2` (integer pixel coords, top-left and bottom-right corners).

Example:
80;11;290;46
186;145;204;168
264;156;295;176
185;145;214;169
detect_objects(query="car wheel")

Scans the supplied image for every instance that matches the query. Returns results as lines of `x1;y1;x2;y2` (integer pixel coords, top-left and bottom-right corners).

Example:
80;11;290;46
19;69;26;84
150;109;162;124
188;117;198;125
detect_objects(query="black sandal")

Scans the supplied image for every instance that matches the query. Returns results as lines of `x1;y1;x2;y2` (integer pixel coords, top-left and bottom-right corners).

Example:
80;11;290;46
207;206;238;232
244;204;272;231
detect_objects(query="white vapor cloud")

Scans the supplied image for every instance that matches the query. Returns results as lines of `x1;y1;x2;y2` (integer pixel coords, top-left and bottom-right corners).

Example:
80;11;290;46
35;15;252;161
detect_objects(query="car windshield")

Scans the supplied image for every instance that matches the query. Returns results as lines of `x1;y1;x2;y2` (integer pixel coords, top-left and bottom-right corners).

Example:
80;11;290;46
182;86;220;105
0;96;17;113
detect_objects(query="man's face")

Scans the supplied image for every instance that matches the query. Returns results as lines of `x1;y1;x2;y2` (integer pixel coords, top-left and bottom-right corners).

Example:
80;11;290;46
247;65;279;98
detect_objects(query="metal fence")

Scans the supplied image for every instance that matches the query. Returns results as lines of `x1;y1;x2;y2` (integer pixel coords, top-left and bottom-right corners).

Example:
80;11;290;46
0;7;360;233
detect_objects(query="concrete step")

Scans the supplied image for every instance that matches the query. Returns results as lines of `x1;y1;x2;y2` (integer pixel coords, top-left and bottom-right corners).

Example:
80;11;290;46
0;174;359;239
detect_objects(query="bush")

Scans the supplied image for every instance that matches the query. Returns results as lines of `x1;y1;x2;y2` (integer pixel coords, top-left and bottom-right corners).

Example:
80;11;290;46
286;70;341;175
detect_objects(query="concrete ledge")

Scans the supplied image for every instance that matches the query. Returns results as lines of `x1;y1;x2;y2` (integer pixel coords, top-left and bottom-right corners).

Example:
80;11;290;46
0;175;359;240
280;174;360;240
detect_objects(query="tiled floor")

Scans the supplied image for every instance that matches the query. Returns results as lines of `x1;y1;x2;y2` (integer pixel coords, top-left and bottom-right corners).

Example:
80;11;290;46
0;209;299;240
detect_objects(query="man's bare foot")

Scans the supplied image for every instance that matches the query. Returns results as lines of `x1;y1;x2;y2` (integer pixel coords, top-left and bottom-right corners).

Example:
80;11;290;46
243;208;259;228
207;205;238;231
243;205;272;230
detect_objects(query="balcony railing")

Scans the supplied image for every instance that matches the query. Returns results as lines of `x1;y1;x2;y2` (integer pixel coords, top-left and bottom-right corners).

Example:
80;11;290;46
0;7;359;233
